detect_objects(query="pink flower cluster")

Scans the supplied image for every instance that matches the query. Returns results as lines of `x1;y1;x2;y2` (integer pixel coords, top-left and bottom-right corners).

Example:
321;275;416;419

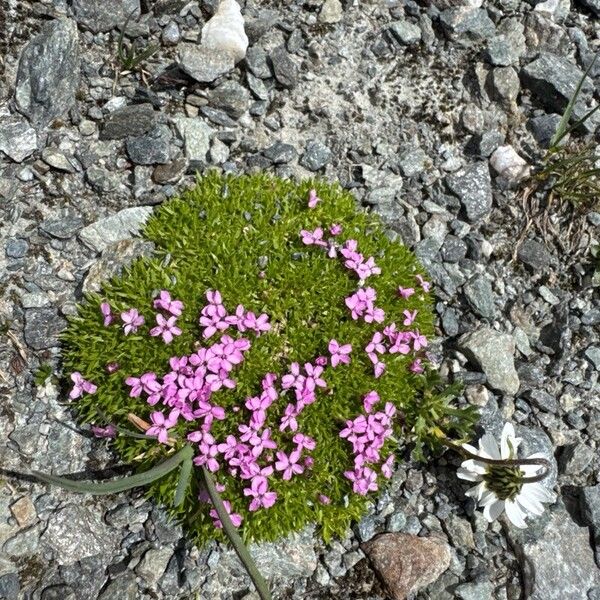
345;287;385;324
199;290;270;339
340;391;396;495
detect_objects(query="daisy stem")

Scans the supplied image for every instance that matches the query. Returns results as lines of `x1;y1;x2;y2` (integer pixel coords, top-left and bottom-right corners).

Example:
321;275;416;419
439;436;552;484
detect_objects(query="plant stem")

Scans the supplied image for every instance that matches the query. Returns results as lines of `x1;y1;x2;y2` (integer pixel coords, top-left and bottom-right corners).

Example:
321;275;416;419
201;468;272;600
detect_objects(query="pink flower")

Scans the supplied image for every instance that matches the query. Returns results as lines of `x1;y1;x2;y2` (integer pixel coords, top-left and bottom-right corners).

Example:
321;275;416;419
146;409;179;444
318;494;331;504
153;290;184;316
193;441;221;472
329;224;342;236
374;360;386;378
242;311;271;335
91;424;116;438
403;309;418;326
69;372;97;399
397;286;415;299
345;287;384;323
344;466;378;495
100;302;114;326
308;189;321;208
363;391;380;413
275;449;304;480
279;404;298;432
210;500;242;528
249;428;277;457
106;362;120;374
410;359;424;373
304;362;326;391
244;477;278;511
300;227;327;247
411;330;428;351
121;308;144;335
293;433;316;451
382;454;395;479
150;314;182;344
281;363;305;390
415;274;431;292
328;339;352;367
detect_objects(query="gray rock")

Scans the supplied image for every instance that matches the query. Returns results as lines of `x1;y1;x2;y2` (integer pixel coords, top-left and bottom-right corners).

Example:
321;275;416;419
3;525;42;558
24;308;67;350
162;21;180;45
398;145;430;177
527;389;558;412
300;140;332;171
439;9;496;42
471;130;506;158
42;504;119;566
40;585;76;600
517;239;553;271
463;275;496;319
455;580;493;600
269;46;299;89
559;443;595;475
40;209;83;239
446;162;493;222
126;124;172;165
515;425;558;491
172;117;213;163
5;238;29;258
490;67;520;105
0;573;20;600
485;34;521;66
263;141;297;164
580;485;600;529
578;0;600;16
507;503;600;599
0;117;37;162
152;158;187;184
521;53;599;130
15;18;80;129
86;167;122;193
207;81;250;118
100;103;157;140
390;21;422;45
136;547;173;585
441;235;468;263
83;239;155;293
178;44;234;83
528;114;562;148
459;327;520;395
319;0;343;23
98;573;138;600
585;346;600;370
42;147;76;172
245;47;272;79
78;206;153;253
72;0;140;33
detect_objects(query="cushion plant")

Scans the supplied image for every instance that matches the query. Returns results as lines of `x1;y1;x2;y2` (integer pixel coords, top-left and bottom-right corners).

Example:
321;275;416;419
34;173;477;596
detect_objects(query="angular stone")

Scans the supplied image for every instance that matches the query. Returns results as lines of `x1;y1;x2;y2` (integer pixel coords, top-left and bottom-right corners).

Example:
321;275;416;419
578;0;600;16
300;140;332;171
263;141;297;164
179;44;234;83
521;53;599;129
463;275;495;319
580;485;600;530
72;0;140;33
0;573;19;600
446;162;493;222
559;443;595;475
363;533;451;600
585;346;600;370
126;124;172;165
136;547;173;585
517;239;553;271
152;158;187;184
207;81;250;118
15;18;80;129
390;21;422;45
10;497;36;528
439;8;496;42
100;103;157;140
269;46;299;89
455;580;493;600
319;0;343;23
98;573;138;600
78;206;153;253
42;504;119;566
83;239;155;293
40;209;83;239
459;327;520;395
507;503;600;599
86;167;122;193
0;117;37;162
5;238;29;259
172;117;213;163
24;308;67;350
42;147;76;172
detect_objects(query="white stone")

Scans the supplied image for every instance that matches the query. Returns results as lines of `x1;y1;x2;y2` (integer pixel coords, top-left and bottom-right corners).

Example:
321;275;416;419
490;145;530;183
319;0;343;23
201;0;248;63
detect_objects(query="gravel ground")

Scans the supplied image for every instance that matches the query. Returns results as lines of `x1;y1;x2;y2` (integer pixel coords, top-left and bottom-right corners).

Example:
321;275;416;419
1;0;600;599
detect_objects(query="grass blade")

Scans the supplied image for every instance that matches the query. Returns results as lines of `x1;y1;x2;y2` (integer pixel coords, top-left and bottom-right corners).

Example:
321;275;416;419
174;457;193;507
201;467;272;600
31;444;194;495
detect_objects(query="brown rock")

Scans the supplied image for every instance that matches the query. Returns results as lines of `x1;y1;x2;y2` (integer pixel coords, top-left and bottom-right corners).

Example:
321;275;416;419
10;496;37;527
362;532;451;600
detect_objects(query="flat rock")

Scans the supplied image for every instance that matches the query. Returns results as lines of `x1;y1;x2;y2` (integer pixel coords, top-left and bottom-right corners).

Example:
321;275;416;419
459;327;520;395
24;308;67;350
507;503;600;599
72;0;140;33
100;103;157;140
319;0;343;23
363;533;451;599
82;239;155;293
578;0;600;15
300;140;332;171
78;206;153;253
446;162;493;222
390;20;422;45
15;18;80;129
40;209;84;239
172;117;213;163
463;275;496;319
179;44;234;83
126;124;172;165
0;117;37;162
517;239;553;271
269;46;299;89
207;80;250;118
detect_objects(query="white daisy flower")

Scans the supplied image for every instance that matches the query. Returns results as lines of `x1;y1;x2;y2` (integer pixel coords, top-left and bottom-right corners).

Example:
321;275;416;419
457;423;556;528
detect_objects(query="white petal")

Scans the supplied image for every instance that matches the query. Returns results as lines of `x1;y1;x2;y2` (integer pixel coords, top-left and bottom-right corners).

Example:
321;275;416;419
465;482;485;500
519;452;548;476
505;499;528;528
462;443;480;456
483;499;504;522
457;467;483;482
523;482;556;504
479;433;501;459
479;489;498;507
515;491;544;516
459;459;487;475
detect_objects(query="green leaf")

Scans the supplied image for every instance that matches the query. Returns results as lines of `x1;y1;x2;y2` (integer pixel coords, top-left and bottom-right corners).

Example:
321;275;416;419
31;445;194;495
174;457;193;507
